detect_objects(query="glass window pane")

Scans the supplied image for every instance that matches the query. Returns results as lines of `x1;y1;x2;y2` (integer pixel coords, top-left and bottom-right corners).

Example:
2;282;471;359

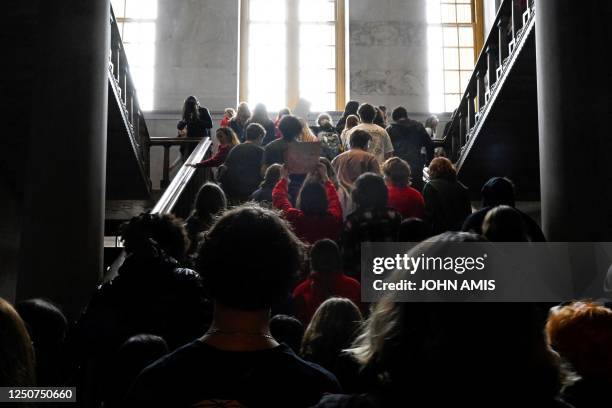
300;45;335;69
444;71;460;93
445;94;461;112
250;0;286;22
111;0;126;18
443;27;458;47
122;22;156;44
459;47;474;70
443;48;459;70
299;0;335;22
460;70;472;92
456;4;472;24
250;23;286;46
458;26;474;46
300;24;335;46
124;42;155;67
440;4;456;24
125;0;158;19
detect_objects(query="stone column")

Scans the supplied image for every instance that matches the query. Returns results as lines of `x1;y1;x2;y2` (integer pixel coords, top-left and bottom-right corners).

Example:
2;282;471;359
17;0;110;318
536;0;612;241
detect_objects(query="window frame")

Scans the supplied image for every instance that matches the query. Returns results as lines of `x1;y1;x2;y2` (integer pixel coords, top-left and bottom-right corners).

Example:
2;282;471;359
239;0;346;112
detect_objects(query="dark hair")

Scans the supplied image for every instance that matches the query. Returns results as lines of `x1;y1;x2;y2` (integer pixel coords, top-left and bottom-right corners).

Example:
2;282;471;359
120;213;190;261
350;232;565;405
15;299;67;348
425;115;439;129
481;177;516;207
182;95;200;122
261;164;282;189
0;298;35;386
277;108;292;121
279;115;303;141
357;103;377;124
270;315;304;352
192;182;227;225
349;129;371;150
428;157;457;181
197;204;304;310
398;218;432;242
250;103;272;125
382;157;412;187
301;298;363;369
374;107;386;127
246;123;266;141
392;106;409;122
317;113;334;127
297;182;329;217
310;239;342;275
342;101;360;118
352;173;388;210
345;115;360;130
482;205;528;242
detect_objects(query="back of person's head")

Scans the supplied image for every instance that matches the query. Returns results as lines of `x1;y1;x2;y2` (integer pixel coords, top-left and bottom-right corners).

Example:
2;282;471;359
278;115;303;141
301;298;363;364
319;157;340;188
428;157;457;182
236;102;251;122
343;101;360;117
297;181;329;217
310;239;342;275
546;301;612;380
434;147;446;158
251;103;270;123
270;315;305;353
261;164;282;189
224;108;236;118
382;157;412;187
391;106;409;122
345;114;360;130
317;113;333;127
353;173;388;211
357;103;377;124
109;334;169;404
15;299;67;348
349;232;564;404
121;213;190;261
425;115;439;129
0;298;35;386
349;129;371;150
193;182;227;222
374;107;386;127
482;205;528;242
245;123;266;142
216;127;240;146
481;177;516;207
197;204;304;310
398;218;432;242
277;107;292;120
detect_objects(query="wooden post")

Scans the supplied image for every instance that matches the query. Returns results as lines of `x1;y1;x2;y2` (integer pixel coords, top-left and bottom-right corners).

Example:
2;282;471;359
162;145;170;189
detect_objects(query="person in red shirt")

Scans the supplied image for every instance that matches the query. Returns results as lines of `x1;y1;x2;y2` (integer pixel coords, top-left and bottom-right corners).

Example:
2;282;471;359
188;127;239;169
382;157;425;219
219;108;235;128
273;163;343;244
292;239;361;325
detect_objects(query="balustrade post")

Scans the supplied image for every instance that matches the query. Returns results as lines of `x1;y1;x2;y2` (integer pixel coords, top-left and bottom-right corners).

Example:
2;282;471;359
498;16;510;67
476;71;486;111
486;45;497;91
459;112;467;149
466;92;475;133
511;0;523;40
161;145;171;189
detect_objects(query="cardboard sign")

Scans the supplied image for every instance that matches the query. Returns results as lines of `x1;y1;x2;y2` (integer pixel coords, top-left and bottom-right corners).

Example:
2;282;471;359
285;142;322;175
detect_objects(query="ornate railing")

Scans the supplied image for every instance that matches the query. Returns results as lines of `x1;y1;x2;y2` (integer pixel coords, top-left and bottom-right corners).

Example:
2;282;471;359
442;0;535;162
108;7;151;179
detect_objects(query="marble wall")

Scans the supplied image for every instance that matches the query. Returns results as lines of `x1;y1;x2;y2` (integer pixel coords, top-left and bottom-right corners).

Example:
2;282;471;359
348;0;429;112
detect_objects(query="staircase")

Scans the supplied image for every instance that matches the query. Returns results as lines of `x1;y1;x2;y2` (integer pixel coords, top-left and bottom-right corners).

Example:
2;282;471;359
441;0;539;199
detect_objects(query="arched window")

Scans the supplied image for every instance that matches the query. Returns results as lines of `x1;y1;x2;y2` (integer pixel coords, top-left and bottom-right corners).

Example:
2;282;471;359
239;0;346;112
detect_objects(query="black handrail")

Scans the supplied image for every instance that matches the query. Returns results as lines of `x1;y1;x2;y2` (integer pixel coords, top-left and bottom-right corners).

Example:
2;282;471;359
441;0;535;162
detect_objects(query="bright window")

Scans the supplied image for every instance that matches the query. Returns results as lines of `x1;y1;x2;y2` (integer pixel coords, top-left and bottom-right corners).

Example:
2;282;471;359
241;0;345;112
111;0;157;111
427;0;481;113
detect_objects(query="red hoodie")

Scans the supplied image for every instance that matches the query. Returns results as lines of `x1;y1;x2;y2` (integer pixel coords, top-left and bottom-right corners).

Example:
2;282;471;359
272;178;343;244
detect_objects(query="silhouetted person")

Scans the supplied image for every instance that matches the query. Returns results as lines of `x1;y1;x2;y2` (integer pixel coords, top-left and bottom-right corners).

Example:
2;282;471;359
177;96;213;161
184;183;227;255
336;101;360;134
482;205;529;242
398;218;432;242
246;103;276;146
270;315;304;353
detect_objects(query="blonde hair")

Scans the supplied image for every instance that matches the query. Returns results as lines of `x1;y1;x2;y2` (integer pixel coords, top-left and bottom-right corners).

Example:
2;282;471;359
0;298;35;386
216;127;240;146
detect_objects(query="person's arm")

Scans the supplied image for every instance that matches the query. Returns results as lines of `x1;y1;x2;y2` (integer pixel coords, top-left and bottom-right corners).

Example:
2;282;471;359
191;145;229;168
272;171;294;214
423;128;435;163
370;156;381;174
382;130;394;159
324;181;343;221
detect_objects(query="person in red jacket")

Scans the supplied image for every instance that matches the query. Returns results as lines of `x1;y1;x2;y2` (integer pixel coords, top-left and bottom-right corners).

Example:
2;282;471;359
292;239;361;325
188;127;239;169
273;163;343;244
382;157;425;219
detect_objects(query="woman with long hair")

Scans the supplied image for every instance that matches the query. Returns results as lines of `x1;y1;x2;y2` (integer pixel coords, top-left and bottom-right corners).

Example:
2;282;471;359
336;101;360;134
229;102;252;142
246;103;276;146
184;183;227;254
301;298;363;392
188;127;239;169
0;298;36;386
177;96;213;161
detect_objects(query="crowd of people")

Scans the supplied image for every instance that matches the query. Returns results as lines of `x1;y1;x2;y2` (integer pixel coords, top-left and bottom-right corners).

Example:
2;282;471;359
1;98;610;408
